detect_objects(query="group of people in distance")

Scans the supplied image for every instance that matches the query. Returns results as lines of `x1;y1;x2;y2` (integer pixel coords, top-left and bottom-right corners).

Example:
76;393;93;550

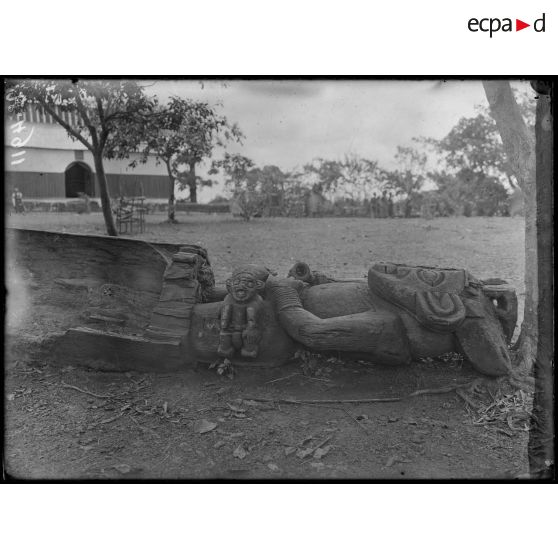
365;191;394;218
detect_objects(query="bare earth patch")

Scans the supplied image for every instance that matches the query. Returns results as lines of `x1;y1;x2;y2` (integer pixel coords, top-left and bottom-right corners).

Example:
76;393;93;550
5;213;528;479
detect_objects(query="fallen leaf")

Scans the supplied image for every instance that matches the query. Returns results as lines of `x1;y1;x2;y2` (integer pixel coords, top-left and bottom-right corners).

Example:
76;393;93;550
310;462;325;470
233;443;248;459
385;455;397;467
214;440;226;449
267;463;280;472
7;393;15;401
113;464;131;474
227;403;246;413
296;447;314;459
313;445;332;459
99;414;121;424
193;419;217;434
163;402;168;414
284;446;296;456
299;435;314;447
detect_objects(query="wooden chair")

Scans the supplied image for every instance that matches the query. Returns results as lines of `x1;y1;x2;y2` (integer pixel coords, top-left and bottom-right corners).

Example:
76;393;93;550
115;197;146;234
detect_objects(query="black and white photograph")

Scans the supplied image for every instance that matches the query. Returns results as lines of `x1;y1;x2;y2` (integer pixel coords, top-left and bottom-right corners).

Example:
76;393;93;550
4;78;554;481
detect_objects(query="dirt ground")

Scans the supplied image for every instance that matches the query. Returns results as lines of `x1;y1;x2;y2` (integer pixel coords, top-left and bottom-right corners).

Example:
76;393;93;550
5;212;531;479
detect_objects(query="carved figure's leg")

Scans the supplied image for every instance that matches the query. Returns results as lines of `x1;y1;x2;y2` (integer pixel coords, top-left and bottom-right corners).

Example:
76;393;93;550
241;342;258;358
217;332;234;357
232;331;243;350
266;277;411;364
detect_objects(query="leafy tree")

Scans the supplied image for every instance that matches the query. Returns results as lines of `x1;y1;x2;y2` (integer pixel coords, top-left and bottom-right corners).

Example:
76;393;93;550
428;168;510;216
211;153;263;221
338;154;382;200
6;79;154;236
244;165;289;215
122;97;243;219
422;90;535;192
382;146;427;217
253;165;288;196
302;158;344;195
169;99;242;204
435;113;514;186
301;155;382;201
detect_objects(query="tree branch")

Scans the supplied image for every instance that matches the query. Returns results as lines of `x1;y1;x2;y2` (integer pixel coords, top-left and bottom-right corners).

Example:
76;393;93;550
40;102;93;151
74;91;99;148
96;97;110;149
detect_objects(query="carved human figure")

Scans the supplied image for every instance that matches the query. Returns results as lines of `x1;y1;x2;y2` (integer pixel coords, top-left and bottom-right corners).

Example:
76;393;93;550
268;261;518;377
217;268;264;358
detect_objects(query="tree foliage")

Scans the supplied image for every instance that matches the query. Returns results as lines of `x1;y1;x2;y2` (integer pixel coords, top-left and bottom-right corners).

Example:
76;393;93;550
6;79;154;235
424;90;536;192
302;155;381;199
123;97;243;214
212;153;262;221
382;146;427;217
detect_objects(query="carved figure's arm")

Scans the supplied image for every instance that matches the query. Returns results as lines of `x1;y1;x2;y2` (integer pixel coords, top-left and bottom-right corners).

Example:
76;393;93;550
243;303;262;346
265;277;410;365
220;298;233;329
246;305;257;329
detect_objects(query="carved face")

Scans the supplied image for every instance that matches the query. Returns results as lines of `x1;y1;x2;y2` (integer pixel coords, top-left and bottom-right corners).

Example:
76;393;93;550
227;272;262;303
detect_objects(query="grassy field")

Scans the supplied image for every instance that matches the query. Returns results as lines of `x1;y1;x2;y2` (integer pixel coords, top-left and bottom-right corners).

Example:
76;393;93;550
7;211;526;290
5;212;530;479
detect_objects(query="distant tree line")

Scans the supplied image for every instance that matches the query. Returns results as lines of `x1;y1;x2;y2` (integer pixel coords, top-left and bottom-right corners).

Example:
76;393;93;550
208;88;535;221
6;80;536;232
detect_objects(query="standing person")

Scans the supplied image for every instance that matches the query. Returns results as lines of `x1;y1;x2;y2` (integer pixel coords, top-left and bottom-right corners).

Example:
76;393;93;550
371;193;378;218
380;191;388;218
363;197;371;217
12;188;24;214
388;192;394;218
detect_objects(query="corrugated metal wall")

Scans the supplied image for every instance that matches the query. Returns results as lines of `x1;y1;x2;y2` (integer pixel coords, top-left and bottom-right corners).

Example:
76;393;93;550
6;171;170;199
5;171;65;198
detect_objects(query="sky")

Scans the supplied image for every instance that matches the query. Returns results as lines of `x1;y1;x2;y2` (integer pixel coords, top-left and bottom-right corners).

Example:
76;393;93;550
146;79;532;201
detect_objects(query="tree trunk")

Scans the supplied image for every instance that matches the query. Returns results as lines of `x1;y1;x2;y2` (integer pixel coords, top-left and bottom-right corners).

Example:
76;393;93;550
528;83;554;478
188;161;197;203
92;153;118;237
482;81;537;370
166;167;176;223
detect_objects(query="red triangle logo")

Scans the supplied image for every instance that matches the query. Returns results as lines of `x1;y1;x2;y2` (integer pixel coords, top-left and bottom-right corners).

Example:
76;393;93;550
516;19;530;31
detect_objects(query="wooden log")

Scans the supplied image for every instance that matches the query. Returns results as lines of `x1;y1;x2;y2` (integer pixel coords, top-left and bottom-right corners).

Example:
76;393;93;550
54;327;188;372
7;228;187;334
7;228;182;295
